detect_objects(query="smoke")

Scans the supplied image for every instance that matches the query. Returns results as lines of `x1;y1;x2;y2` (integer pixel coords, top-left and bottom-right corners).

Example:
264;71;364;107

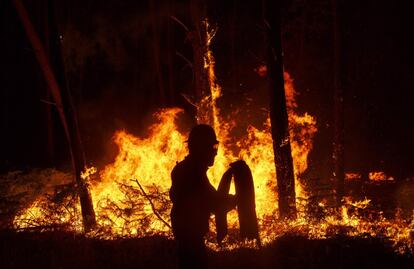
58;5;156;165
56;1;191;166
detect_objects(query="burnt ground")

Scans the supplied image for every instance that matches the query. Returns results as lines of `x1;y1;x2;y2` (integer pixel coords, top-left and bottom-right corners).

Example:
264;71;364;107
0;231;412;269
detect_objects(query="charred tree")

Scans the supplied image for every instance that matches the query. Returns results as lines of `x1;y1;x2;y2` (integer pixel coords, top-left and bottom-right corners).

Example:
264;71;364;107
189;0;216;125
189;0;209;100
13;0;96;231
263;0;297;219
332;0;345;205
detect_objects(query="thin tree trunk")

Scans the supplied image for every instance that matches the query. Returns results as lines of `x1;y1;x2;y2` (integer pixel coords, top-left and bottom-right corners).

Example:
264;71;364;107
190;0;214;125
190;0;209;100
230;0;237;91
48;0;96;230
13;0;96;231
150;0;166;106
332;0;345;205
263;0;297;219
166;0;175;105
299;0;307;63
43;0;54;163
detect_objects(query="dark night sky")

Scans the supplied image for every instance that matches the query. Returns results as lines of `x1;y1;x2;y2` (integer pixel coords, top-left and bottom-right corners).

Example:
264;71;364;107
1;0;413;179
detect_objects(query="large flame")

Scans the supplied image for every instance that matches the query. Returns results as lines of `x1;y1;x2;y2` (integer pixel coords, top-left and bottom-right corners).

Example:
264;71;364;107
12;19;413;254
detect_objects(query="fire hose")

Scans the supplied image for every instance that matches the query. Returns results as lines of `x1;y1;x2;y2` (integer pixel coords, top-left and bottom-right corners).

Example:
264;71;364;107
216;160;261;247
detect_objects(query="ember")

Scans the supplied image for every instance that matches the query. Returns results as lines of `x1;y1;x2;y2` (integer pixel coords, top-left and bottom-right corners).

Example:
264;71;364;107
369;171;395;182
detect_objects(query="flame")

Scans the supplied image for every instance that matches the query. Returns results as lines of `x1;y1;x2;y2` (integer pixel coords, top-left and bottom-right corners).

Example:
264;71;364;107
369;171;395;182
345;171;396;182
11;19;414;255
345;172;362;180
92;108;187;236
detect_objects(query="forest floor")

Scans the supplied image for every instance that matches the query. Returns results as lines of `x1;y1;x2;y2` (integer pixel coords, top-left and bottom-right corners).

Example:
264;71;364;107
0;230;413;269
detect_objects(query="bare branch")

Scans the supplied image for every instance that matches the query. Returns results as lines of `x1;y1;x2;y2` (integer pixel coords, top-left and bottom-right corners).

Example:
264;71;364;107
175;52;193;68
170;15;190;32
131;179;172;229
40;99;56;106
181;93;199;109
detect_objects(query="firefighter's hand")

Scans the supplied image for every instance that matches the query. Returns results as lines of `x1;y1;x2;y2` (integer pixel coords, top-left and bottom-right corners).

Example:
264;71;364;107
229;160;248;174
224;194;237;212
221;167;234;181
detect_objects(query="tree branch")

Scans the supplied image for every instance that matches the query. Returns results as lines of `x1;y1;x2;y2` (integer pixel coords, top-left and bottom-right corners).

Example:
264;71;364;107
170;15;190;32
131;179;172;229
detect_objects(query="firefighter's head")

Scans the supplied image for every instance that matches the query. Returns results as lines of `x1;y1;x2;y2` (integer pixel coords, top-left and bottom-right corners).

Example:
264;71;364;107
187;124;218;167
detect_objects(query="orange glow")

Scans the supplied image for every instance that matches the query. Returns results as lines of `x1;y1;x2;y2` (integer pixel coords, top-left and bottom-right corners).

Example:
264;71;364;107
345;172;362;180
369;171;395;182
255;65;267;77
11;20;413;255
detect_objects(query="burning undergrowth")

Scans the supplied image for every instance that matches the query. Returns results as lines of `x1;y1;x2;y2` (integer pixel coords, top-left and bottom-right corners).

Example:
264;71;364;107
4;91;414;255
3;21;413;257
0;169;78;230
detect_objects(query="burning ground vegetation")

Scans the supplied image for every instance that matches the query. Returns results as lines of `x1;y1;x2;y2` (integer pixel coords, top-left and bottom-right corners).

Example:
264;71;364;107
1;21;413;266
1;111;414;269
0;71;413;268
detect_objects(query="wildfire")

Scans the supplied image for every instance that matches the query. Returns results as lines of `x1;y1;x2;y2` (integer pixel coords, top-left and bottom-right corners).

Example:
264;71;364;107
10;19;413;255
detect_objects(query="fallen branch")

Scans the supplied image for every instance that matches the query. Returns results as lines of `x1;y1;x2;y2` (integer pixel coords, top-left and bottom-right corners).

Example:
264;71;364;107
131;179;172;229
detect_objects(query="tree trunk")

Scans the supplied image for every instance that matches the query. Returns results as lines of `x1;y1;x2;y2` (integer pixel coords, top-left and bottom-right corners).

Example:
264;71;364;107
13;0;96;231
230;0;237;92
190;0;209;100
332;0;345;205
166;0;175;105
42;0;54;163
263;0;297;219
190;0;214;125
149;0;166;106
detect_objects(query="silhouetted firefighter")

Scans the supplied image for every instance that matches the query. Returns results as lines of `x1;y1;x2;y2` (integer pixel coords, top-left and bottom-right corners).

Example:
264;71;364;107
170;125;260;268
170;125;233;268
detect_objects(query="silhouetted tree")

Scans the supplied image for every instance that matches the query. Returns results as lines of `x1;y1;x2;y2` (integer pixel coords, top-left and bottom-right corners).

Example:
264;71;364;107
263;0;297;219
150;0;166;106
190;0;209;101
332;0;345;205
13;0;96;231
